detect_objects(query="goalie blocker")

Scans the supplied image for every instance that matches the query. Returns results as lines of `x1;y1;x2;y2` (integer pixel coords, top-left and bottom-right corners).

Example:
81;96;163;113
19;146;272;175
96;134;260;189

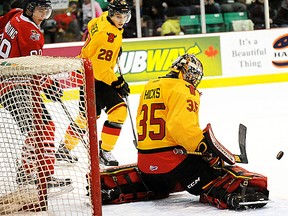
98;124;269;210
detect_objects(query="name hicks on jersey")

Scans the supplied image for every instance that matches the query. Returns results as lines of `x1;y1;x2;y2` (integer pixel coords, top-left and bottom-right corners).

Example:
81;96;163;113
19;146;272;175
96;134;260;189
144;88;160;100
5;22;18;39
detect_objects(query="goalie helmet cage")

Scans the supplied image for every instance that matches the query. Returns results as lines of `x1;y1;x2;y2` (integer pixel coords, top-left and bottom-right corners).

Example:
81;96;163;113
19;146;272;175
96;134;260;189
0;56;102;215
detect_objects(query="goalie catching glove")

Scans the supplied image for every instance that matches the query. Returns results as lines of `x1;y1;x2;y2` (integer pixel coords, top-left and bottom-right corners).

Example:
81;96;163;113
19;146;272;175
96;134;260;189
111;76;130;97
43;79;63;102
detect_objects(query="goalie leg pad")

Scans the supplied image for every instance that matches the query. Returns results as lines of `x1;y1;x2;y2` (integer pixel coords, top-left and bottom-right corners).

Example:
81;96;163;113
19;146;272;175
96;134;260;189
200;165;269;210
100;165;153;204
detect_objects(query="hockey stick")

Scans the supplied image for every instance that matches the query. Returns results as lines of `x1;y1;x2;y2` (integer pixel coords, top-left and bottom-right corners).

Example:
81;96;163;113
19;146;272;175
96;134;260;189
58;98;74;123
234;124;248;163
116;60;138;148
173;124;248;164
56;98;88;148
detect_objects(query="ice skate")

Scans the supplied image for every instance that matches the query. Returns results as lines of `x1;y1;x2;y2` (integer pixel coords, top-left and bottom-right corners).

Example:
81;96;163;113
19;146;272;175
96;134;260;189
226;192;269;210
16;166;73;196
16;166;36;185
99;149;119;166
46;176;74;197
55;142;78;164
47;176;72;188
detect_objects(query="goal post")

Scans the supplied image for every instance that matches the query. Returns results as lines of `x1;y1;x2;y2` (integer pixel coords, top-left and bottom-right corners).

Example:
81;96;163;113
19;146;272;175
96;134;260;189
0;56;101;215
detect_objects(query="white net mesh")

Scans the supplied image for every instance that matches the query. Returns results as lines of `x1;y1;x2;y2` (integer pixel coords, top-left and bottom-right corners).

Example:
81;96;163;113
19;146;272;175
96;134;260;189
0;56;94;215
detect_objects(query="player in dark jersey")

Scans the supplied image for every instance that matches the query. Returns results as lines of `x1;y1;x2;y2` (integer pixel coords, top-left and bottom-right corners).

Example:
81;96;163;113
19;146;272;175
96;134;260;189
0;0;71;188
55;0;131;167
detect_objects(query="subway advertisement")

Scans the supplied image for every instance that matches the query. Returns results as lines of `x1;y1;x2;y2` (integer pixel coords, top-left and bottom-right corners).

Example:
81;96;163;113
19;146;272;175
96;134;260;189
117;36;222;82
43;27;288;88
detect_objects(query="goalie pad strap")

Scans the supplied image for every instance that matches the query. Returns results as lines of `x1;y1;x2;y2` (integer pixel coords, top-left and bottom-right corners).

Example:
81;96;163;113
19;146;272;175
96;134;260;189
100;165;152;204
204;123;235;165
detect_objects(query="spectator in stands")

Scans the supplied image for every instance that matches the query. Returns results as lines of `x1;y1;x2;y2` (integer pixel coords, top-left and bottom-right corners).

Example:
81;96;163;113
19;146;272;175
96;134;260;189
81;0;103;40
1;1;12;15
269;0;282;18
248;0;270;29
43;18;57;43
272;0;288;27
54;0;82;42
142;0;166;36
160;9;183;36
187;0;221;15
164;0;190;16
123;0;137;38
0;0;24;15
218;0;247;13
205;0;222;14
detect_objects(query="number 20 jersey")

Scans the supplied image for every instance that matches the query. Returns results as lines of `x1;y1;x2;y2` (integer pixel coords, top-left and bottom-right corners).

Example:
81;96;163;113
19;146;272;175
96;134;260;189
0;11;44;59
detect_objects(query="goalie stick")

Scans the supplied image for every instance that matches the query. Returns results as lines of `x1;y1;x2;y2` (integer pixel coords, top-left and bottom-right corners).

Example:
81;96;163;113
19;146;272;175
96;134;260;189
100;163;138;173
173;124;248;164
235;123;248;163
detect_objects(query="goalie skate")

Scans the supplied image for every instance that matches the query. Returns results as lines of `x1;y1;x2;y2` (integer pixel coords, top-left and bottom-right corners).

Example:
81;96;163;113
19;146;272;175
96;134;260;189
226;192;269;210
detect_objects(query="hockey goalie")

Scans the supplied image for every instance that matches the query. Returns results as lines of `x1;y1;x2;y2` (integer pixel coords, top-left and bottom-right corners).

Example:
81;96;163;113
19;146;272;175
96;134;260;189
98;53;269;210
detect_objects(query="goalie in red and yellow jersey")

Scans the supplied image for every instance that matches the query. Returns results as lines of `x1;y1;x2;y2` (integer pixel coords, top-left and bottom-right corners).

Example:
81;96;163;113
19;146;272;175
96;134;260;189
0;0;71;188
135;54;269;209
55;0;131;166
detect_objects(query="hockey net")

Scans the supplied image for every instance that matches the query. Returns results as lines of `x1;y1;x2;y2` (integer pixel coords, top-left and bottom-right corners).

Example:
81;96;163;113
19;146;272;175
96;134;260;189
0;56;101;215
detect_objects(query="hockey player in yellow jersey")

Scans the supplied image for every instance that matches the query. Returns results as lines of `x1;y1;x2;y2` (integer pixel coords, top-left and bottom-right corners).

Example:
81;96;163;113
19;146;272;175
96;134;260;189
55;0;131;166
135;54;269;209
137;54;205;172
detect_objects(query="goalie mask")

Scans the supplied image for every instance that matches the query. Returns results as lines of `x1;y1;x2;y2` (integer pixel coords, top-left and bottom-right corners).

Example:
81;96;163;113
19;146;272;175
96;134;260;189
23;0;52;20
171;54;204;88
108;0;131;24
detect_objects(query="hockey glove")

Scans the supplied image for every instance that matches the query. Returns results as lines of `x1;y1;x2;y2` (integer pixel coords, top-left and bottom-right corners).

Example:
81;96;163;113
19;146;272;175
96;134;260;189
43;79;63;102
196;135;222;168
197;124;236;167
111;76;130;98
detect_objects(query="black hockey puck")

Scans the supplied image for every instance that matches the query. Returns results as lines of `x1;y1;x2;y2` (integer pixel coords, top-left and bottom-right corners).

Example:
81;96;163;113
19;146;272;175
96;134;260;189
276;151;284;160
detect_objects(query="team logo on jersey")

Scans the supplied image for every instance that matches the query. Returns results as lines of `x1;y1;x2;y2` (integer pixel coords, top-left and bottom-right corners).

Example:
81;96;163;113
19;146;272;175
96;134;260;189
107;32;117;43
149;165;158;171
185;84;196;95
30;30;40;41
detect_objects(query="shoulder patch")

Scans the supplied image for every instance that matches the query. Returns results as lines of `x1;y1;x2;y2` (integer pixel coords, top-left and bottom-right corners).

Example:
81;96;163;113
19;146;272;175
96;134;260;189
90;23;98;36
